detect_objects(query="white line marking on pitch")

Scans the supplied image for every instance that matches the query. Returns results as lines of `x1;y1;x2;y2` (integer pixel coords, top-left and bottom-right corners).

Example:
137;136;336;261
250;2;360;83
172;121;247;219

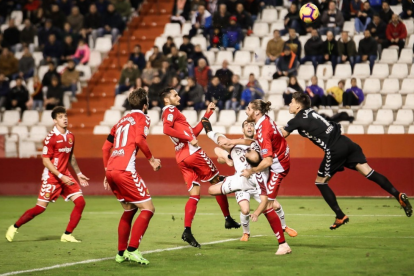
0;235;264;276
300;235;414;239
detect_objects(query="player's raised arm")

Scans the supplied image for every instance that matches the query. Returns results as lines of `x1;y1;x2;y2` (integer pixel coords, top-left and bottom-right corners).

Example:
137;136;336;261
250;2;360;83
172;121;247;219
191;102;216;137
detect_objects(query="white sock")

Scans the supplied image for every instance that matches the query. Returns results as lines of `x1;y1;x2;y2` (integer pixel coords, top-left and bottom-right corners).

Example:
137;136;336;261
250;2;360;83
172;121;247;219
240;212;250;234
276;206;286;229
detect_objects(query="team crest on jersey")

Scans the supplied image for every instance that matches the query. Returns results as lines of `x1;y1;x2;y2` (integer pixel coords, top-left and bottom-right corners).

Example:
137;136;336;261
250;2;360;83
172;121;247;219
167;114;173;122
69;137;73;144
261;149;268;155
144;126;149;136
235;148;242;155
45;193;50;199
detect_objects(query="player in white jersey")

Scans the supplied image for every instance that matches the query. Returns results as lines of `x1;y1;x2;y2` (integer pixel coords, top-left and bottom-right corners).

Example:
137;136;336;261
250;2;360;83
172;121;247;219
204;120;297;242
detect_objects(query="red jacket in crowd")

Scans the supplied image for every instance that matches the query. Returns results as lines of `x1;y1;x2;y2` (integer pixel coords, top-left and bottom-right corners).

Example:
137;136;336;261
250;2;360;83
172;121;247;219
386;21;407;40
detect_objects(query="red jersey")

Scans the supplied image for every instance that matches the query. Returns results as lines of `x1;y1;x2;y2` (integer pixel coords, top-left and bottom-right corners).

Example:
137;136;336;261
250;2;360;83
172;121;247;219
107;110;152;171
161;105;202;163
255;115;290;173
42;126;75;182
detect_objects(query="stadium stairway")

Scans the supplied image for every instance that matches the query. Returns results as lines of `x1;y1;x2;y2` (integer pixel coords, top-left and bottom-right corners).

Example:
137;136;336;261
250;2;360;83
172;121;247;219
67;0;173;134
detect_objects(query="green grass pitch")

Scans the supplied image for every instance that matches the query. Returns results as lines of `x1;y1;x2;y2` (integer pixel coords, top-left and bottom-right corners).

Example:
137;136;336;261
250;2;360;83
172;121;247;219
0;196;413;276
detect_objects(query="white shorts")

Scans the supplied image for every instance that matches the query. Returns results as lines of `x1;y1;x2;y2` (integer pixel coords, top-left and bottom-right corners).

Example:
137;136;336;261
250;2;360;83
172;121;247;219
235;190;262;204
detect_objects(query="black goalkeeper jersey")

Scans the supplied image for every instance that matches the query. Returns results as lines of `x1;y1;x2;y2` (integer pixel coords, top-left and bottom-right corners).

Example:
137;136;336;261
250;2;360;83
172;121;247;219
284;108;342;151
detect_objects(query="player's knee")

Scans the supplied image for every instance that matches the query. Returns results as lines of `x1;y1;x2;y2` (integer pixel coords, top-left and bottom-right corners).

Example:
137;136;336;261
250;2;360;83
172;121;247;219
75;196;86;209
240;207;250;216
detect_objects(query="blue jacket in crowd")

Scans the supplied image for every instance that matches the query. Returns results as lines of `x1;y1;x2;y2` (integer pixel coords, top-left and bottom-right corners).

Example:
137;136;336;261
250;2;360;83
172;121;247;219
345;86;365;104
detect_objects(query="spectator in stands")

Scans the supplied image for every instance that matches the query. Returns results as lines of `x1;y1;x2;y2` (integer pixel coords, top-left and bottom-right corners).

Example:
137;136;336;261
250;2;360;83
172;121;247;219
235;3;253;33
401;0;414;19
273;45;299;79
45;76;64;110
194;58;212;90
215;60;233;87
349;0;364;19
301;28;324;71
240;73;264;108
61;36;77;65
207;0;219;14
222;16;244;51
380;2;394;23
114;0;132;21
367;14;387;54
173;0;191;21
20;19;36;53
31;75;44;111
149;46;166;69
83;4;104;47
265;30;284;65
7;77;29;113
206;76;227;110
18;47;35;80
104;4;124;42
62;22;79;44
67;6;84;33
180;77;204;111
320;1;344;36
61;60;80;101
159;60;176;87
117;60;141;95
337;31;357;70
171;2;188;25
42;34;61;66
23;0;41;22
323;79;344;106
77;0;91;15
322;31;339;72
168;46;187;78
190;0;206;13
285;28;302;59
190;5;212;38
148;75;164;110
225;74;243;111
354;1;374;34
343;77;364;107
357;29;378;73
187;44;208;77
72;39;90;65
385;14;407;54
0;48;18;79
60;0;73;15
30;6;45;28
96;0;110;14
48;4;66;29
38;20;60;49
281;3;304;35
209;27;223;49
42;62;60;87
305;75;324;107
141;62;157;86
0;73;10;110
129;45;146;71
180;35;195;58
2;19;20;53
162;36;176;56
283;75;303;106
212;3;230;29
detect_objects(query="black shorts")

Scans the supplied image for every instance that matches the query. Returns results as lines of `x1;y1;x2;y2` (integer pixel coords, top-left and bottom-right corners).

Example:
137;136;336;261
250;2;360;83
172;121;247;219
318;136;367;178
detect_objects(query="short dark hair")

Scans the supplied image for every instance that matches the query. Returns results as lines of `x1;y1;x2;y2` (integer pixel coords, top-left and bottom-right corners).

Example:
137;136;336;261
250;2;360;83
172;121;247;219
242;120;254;128
250;100;271;115
159;87;174;100
52;106;66;119
292;92;311;109
128;88;148;109
183;35;190;40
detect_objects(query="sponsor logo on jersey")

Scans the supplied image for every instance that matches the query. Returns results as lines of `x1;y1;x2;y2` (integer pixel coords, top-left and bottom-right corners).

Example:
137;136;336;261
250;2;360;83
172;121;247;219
261;149;268;155
56;140;63;143
68;137;73;144
111;149;125;157
58;147;73;153
167;114;173;122
144;126;149;136
42;146;48;155
175;142;184;151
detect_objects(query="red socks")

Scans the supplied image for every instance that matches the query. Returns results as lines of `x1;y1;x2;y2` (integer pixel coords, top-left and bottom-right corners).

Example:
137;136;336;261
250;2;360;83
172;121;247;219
184;196;200;227
15;205;46;228
118;209;138;251
264;208;286;244
215;195;230;217
128;210;154;249
65;196;86;233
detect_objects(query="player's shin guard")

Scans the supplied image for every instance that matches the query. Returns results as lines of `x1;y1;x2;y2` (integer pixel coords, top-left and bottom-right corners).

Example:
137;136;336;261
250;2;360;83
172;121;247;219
275;206;286;229
118;208;138;252
366;170;400;199
316;183;346;219
15;205;46;228
185;196;200;228
128;210;154;250
240;213;250;234
65;196;86;234
264;208;285;244
215;195;230;217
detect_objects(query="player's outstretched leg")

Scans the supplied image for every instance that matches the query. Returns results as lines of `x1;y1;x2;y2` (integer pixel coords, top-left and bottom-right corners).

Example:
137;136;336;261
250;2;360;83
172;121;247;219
274;201;297;237
116;207;138;263
61;196;85;243
238;198;250;241
263;207;291;255
6;203;47;242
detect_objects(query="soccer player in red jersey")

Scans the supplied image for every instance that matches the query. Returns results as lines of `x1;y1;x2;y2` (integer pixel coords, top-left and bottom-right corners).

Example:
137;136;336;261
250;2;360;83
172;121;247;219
159;87;240;248
5;106;90;243
219;100;292;255
102;88;161;265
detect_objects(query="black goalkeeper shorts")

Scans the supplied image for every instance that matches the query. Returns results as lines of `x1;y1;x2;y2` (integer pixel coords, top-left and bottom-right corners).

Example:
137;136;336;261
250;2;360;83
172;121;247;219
318;135;367;178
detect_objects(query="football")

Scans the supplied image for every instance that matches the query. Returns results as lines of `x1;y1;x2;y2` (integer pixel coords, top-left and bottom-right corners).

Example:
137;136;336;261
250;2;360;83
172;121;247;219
299;3;319;23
